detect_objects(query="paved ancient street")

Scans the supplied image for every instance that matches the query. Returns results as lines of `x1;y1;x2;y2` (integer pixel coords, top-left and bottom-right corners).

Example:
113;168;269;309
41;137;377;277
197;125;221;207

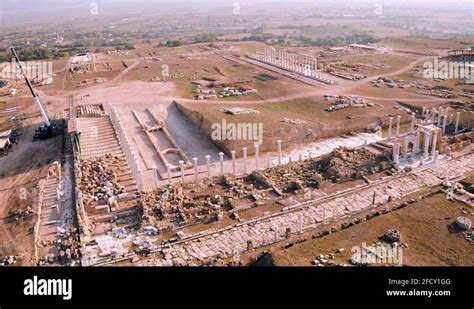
145;153;474;266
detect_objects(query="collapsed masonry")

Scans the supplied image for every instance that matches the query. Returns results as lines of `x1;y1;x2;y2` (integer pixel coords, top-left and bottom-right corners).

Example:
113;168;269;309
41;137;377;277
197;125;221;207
78;155;128;212
261;147;392;192
325;95;374;112
139;143;393;235
139;174;274;233
315;147;392;183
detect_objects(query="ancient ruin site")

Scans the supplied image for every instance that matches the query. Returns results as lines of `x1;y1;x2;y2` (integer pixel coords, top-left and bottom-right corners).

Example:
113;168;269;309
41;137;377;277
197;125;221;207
0;0;473;269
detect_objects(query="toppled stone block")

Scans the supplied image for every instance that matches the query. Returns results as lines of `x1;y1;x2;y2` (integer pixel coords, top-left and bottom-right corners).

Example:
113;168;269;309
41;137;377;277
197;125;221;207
455;217;472;231
383;229;401;243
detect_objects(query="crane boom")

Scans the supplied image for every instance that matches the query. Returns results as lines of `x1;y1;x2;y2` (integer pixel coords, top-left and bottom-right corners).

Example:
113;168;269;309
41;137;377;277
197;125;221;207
10;46;51;127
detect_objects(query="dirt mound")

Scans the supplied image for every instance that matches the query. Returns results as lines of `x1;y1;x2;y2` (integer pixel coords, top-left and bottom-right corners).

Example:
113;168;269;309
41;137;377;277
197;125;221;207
315;147;392;183
262;160;326;193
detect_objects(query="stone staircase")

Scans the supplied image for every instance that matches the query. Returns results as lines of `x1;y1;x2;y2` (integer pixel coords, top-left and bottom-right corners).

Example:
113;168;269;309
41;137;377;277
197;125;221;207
38;173;61;240
77;116;137;195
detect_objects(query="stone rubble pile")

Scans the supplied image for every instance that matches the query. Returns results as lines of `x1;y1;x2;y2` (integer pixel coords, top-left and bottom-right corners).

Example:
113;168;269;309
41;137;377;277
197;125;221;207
37;227;82;266
315;147;392;183
0;253;24;266
282;118;306;125
220;107;260;115
78;154;125;206
327;62;367;80
140;175;272;232
262;160;325;193
76;104;105;118
140;183;221;230
383;229;402;243
460;230;473;244
325;95;374;112
217;86;258;98
11;206;34;221
312;253;337;266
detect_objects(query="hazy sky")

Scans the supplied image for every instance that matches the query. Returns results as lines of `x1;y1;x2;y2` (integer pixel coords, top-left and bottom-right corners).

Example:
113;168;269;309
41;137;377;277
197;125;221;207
1;0;472;27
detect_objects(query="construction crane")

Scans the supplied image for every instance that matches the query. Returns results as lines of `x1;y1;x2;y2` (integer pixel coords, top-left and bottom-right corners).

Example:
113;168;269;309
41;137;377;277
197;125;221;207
10;46;59;139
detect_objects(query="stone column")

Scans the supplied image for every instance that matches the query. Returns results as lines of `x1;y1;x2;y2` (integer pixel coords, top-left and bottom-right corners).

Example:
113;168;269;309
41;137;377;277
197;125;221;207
413;129;420;155
179;160;185;183
219;152;224;175
396;115;401;136
243;147;248;174
205;155;211;177
455;112;460;133
153;167;160;188
392;142;397;162
431;129;438;159
277;140;282;165
231;151;236;175
423;131;431;159
388;117;393;138
442;115;447;135
193;157;198;181
431;108;436;123
254;144;260;171
392;143;399;164
410;112;416;132
166;163;172;185
403;136;409;158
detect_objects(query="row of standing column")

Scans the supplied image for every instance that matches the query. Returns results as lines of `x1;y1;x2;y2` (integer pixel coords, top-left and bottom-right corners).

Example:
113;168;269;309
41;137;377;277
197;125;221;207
262;47;318;78
387;109;461;140
154;140;284;187
422;107;462;134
